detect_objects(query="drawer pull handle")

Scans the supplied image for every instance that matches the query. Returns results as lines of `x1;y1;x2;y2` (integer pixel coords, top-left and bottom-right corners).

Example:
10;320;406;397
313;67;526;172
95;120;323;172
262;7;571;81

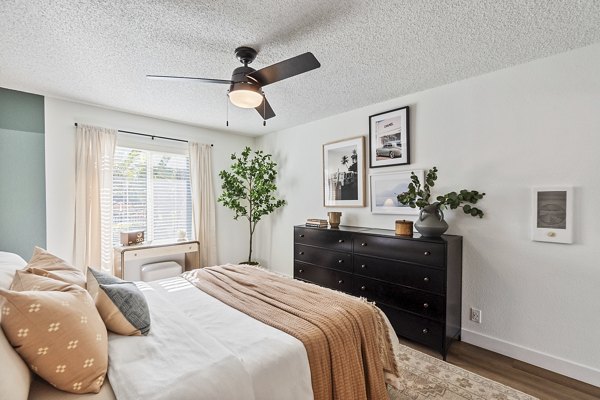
337;259;343;263
338;239;344;243
361;264;366;269
299;251;304;255
338;280;344;284
423;277;430;283
423;303;429;309
422;328;429;334
361;242;367;246
360;285;366;291
299;234;305;238
424;251;431;256
298;269;304;273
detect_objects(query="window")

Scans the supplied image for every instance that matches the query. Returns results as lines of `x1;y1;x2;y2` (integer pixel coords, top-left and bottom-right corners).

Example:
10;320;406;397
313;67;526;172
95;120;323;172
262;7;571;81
112;146;192;245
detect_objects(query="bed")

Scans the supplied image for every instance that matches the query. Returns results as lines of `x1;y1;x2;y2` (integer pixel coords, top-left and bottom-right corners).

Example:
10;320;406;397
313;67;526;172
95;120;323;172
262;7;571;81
0;251;401;400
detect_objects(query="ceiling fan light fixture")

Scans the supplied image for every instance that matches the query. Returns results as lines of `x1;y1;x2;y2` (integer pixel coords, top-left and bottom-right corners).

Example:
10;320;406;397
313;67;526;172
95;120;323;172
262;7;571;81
229;82;263;108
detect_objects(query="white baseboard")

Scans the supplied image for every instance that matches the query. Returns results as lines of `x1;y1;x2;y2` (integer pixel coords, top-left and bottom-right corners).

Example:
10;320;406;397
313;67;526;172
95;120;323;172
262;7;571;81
461;329;600;388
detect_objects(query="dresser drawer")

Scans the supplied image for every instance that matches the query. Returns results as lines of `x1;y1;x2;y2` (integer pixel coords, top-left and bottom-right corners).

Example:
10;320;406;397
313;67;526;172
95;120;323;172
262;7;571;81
294;244;352;273
353;234;445;267
355;277;444;320
378;304;444;351
354;255;445;294
294;262;354;294
294;227;352;252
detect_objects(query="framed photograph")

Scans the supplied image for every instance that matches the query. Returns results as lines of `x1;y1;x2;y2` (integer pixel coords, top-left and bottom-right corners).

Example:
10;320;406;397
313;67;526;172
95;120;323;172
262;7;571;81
323;136;365;207
370;170;424;214
532;187;573;244
369;106;410;168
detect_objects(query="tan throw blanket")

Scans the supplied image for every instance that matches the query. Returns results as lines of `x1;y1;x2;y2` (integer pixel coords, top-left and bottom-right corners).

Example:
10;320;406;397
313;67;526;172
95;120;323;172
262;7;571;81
182;264;398;400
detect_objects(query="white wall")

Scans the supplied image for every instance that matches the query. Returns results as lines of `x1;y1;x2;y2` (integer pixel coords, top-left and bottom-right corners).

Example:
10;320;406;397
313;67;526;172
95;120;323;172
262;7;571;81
256;43;600;386
44;98;254;266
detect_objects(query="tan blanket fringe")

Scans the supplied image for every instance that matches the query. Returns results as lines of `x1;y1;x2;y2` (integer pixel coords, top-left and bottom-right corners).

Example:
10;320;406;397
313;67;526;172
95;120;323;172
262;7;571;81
183;264;396;400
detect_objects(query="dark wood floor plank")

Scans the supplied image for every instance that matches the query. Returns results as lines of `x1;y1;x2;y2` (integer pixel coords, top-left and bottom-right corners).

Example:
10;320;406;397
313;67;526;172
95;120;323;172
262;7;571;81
397;338;600;400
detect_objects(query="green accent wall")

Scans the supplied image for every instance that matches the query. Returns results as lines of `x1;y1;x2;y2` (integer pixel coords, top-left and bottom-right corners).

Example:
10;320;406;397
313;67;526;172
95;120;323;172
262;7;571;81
0;88;46;259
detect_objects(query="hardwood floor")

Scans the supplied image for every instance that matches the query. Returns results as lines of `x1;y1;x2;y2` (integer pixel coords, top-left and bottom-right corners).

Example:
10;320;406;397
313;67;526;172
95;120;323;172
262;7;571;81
397;338;600;400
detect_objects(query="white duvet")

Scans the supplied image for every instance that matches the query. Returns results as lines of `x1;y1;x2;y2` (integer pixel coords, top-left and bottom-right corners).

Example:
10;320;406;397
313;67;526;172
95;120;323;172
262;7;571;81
107;277;314;400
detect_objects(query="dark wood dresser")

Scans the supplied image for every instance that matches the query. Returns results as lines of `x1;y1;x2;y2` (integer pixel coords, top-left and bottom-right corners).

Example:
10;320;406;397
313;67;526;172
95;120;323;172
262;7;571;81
293;225;462;359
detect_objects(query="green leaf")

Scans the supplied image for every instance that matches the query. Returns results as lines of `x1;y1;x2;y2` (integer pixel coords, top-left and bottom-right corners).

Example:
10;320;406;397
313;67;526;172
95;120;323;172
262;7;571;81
396;166;485;218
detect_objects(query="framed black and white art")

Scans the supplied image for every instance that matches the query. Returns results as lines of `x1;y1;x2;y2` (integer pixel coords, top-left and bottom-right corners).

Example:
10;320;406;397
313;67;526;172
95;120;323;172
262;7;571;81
369;106;410;168
531;186;573;244
322;136;365;207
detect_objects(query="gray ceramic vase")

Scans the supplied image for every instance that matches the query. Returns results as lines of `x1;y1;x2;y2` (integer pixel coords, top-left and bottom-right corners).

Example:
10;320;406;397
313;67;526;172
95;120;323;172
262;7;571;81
414;202;448;238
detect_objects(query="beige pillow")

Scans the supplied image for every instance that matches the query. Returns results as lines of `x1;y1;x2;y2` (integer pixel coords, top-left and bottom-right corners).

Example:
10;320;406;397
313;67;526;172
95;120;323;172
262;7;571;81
0;275;108;394
26;247;86;287
10;270;73;292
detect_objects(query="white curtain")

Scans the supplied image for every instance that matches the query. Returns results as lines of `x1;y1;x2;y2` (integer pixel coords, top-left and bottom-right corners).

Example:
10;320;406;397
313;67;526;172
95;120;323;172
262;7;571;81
74;124;117;273
188;142;217;268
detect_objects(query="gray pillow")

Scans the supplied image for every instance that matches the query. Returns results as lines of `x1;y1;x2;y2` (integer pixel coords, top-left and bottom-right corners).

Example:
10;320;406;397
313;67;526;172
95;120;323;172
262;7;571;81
86;268;151;336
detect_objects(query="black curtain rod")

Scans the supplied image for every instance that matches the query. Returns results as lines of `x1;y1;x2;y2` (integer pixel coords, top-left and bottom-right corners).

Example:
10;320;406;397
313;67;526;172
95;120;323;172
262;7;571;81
74;123;213;146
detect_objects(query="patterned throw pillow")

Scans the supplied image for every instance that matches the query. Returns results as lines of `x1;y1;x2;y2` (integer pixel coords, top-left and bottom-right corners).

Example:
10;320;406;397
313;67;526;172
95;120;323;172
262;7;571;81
0;274;108;394
26;247;86;288
86;268;151;336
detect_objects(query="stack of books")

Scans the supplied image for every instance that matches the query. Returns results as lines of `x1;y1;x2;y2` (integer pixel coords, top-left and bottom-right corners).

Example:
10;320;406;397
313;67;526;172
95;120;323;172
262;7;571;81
305;218;328;228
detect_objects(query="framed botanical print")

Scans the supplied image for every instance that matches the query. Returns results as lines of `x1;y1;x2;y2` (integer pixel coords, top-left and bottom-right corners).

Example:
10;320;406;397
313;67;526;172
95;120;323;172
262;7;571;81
369;106;410;168
370;170;424;214
532;186;573;244
323;136;365;207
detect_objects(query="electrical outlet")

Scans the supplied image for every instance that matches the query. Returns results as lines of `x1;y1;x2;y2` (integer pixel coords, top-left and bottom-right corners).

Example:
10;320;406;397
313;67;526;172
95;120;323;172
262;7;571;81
470;307;482;323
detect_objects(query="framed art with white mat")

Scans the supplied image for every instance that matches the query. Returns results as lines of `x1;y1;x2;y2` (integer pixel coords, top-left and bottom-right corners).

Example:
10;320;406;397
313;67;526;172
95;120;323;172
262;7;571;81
369;106;410;168
370;170;424;214
532;186;573;244
322;136;365;207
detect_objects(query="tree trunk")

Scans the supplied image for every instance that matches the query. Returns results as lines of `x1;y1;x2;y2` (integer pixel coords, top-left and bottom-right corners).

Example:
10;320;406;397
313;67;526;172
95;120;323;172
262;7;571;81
248;218;253;263
247;178;253;263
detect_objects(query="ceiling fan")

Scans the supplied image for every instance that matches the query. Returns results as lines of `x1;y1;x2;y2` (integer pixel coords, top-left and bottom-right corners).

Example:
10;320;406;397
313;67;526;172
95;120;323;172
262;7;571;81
147;47;321;122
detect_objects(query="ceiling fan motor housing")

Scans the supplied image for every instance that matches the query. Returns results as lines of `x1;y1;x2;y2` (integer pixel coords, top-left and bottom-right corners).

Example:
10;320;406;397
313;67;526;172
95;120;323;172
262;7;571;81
231;65;257;84
229;65;263;108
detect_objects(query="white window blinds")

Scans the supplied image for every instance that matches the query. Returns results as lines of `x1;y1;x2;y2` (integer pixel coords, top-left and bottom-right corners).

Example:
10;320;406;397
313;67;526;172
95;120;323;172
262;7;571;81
112;146;192;245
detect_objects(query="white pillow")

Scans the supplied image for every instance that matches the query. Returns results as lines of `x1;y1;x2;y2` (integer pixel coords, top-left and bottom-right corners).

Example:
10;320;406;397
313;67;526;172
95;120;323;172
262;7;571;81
0;251;27;289
0;329;31;400
0;251;31;400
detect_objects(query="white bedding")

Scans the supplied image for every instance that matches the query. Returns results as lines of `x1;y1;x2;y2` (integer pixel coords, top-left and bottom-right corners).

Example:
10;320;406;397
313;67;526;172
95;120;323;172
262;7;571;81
107;277;314;400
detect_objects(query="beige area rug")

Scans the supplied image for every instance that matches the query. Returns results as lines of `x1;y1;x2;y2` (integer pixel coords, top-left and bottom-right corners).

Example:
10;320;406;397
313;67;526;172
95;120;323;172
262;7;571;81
386;344;537;400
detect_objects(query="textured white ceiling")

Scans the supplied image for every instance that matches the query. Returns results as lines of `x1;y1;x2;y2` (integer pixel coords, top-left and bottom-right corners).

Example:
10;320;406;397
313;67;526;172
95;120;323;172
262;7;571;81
1;1;599;136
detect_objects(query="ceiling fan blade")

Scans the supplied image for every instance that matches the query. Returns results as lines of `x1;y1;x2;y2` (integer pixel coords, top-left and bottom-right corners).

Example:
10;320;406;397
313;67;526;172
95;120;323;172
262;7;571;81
246;52;320;86
255;97;276;120
146;75;233;84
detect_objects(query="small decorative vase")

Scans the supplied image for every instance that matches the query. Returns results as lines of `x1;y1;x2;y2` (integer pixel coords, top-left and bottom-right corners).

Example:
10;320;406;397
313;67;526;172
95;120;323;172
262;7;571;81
414;202;448;238
328;211;342;228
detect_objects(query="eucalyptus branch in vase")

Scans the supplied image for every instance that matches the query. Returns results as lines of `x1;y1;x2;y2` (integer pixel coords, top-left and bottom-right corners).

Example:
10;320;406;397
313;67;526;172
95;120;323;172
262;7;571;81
397;167;486;237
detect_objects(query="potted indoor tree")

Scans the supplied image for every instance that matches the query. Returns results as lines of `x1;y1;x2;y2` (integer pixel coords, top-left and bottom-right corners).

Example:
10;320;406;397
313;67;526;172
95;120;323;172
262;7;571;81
218;147;286;264
397;167;485;237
